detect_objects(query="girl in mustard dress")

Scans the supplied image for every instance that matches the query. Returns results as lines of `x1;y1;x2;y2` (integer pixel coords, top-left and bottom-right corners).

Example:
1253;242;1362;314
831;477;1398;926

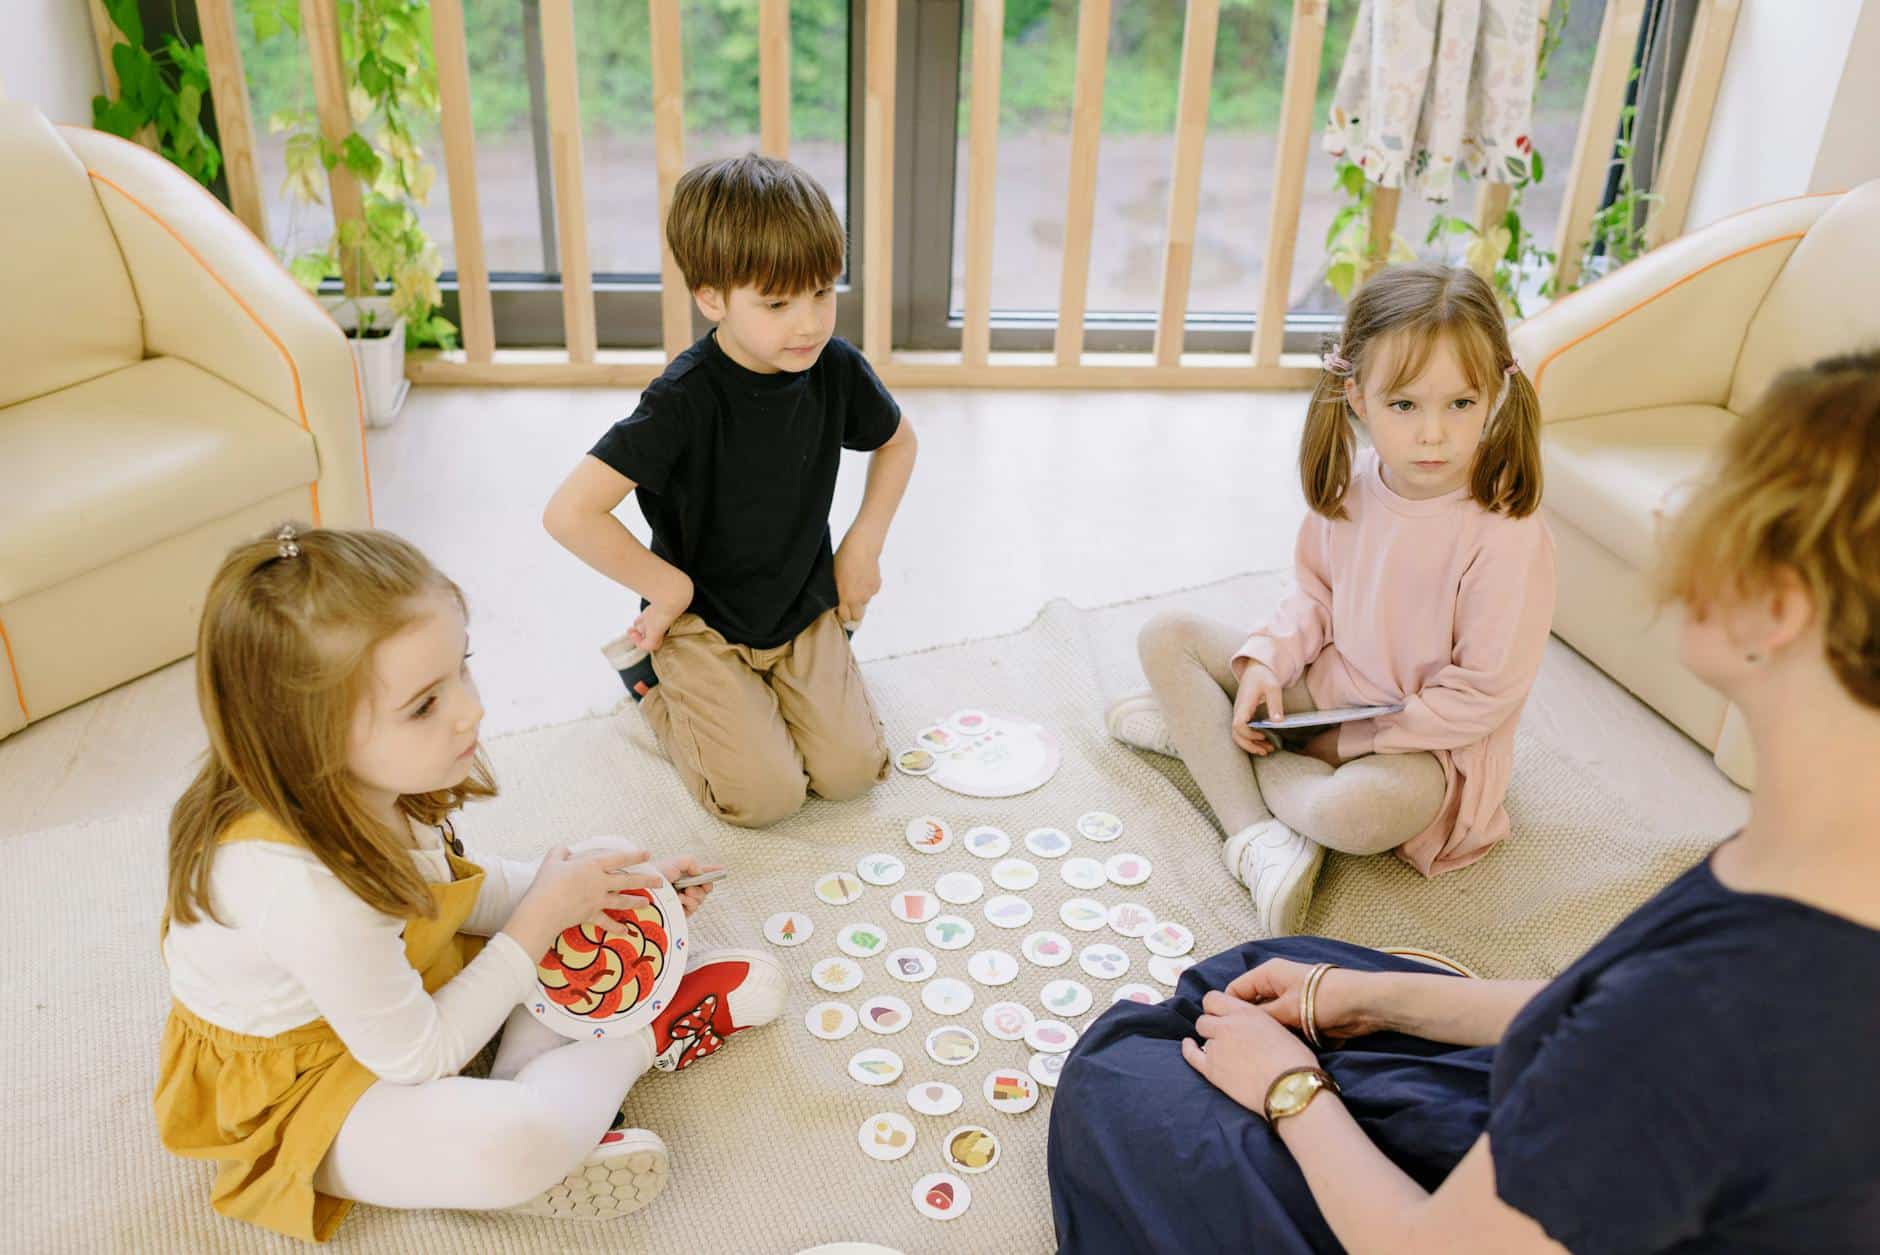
156;527;786;1242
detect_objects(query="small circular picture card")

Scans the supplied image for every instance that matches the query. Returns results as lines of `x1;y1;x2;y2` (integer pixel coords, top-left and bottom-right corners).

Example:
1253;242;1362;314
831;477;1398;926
990;858;1039;892
925;1024;981;1067
905;816;954;855
907;1080;963;1117
981;1000;1034;1041
962;825;1012;860
1024;827;1072;859
915;725;965;755
1025;1018;1078;1053
848;1047;904;1086
764;911;813;947
925;914;976;951
1040;979;1094;1018
1059;897;1108;933
1106;901;1155;939
805;1001;858;1041
885;947;938;983
815;872;865;907
1111;982;1162;1006
890;889;941;925
1076;810;1124;842
1059;857;1108;891
894;747;938;777
982;1067;1040;1114
859;994;913;1036
935;871;984;905
1144;921;1196;958
942;1125;1001;1175
1079;943;1131;981
837;921;890;959
948;709;990;736
1148;953;1198;987
982;894;1034;929
922;976;975;1017
858;1111;916;1162
811;956;864;994
856;853;907;887
1028;1050;1067;1088
967;949;1020;987
1021;930;1073;968
1104;852;1153;887
911;1171;972;1222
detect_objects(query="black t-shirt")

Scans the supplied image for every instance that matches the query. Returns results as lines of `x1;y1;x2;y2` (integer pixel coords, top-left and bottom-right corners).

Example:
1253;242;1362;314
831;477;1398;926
1488;852;1880;1253
589;332;902;648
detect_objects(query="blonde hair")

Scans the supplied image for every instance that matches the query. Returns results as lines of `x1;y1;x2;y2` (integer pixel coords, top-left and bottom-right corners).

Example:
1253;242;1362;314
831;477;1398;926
1301;263;1543;520
666;153;844;296
1657;350;1880;709
167;527;496;927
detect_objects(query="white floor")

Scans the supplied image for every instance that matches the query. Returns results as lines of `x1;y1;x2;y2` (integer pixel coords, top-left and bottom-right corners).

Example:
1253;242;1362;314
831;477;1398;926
0;385;1313;838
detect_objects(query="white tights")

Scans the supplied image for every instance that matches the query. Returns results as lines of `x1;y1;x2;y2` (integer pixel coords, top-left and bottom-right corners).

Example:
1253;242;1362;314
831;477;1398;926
312;1006;655;1211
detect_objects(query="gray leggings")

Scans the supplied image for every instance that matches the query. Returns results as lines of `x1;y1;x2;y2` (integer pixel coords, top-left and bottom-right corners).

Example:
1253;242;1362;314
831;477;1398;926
1137;610;1446;854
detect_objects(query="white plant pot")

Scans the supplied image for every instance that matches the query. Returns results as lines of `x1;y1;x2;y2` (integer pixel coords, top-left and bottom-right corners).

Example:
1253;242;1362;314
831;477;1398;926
322;296;410;428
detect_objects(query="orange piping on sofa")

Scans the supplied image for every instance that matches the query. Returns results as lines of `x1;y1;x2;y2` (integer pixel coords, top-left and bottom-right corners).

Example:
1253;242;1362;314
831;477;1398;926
0;614;27;722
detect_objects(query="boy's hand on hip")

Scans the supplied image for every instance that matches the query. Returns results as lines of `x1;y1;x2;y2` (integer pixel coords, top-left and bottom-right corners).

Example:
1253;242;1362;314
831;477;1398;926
834;536;882;625
629;600;686;652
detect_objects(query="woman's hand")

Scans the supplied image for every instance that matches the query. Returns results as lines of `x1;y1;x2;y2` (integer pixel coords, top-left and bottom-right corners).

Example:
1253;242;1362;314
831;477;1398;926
503;845;656;957
1226;959;1371;1040
1231;661;1286;756
654;854;722;916
1182;989;1322;1115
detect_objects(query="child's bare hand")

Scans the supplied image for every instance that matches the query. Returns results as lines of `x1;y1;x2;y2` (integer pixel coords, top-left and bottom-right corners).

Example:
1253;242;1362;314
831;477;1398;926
628;601;684;653
505;845;655;956
1231;663;1284;756
833;536;882;626
655;854;722;916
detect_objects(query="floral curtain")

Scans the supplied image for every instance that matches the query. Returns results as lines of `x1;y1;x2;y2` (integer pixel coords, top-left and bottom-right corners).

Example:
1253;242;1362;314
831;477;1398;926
1324;0;1543;203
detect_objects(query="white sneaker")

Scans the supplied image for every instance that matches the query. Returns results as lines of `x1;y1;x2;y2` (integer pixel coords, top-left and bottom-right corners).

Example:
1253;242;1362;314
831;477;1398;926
1223;819;1325;936
1105;690;1180;757
510;1126;670;1221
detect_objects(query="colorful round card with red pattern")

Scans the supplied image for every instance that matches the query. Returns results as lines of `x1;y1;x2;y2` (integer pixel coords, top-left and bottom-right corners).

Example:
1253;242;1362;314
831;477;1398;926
527;878;688;1040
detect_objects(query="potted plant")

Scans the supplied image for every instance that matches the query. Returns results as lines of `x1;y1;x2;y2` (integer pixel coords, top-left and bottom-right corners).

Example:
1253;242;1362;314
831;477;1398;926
322;293;409;427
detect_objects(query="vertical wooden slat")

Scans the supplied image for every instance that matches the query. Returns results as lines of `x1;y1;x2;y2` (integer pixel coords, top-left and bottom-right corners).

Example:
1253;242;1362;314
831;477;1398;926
1363;184;1401;282
1252;0;1326;365
1645;0;1740;249
430;0;495;361
195;0;267;240
1152;0;1220;367
861;0;897;363
538;0;596;362
1553;0;1647;293
87;0;158;149
1468;0;1550;280
759;0;791;159
649;0;690;359
961;0;1005;367
1054;0;1111;367
302;0;369;295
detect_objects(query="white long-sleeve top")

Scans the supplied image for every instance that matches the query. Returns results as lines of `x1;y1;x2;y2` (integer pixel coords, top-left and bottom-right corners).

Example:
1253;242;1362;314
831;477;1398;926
164;822;543;1085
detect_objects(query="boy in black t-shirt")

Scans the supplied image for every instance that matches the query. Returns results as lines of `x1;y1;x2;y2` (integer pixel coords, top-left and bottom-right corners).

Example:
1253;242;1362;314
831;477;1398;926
544;154;917;828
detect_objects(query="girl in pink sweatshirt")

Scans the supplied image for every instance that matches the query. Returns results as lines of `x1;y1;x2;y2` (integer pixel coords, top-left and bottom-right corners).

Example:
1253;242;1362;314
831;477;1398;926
1109;264;1555;935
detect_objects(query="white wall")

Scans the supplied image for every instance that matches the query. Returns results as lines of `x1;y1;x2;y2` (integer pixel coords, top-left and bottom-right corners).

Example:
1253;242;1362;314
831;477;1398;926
1;0;103;125
1685;0;1876;228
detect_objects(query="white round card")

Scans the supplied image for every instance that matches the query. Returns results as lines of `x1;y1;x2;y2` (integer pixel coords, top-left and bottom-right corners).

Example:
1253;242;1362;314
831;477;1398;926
982;894;1034;929
962;826;1012;860
1144;920;1196;958
856;853;907;887
982;1067;1040;1114
1112;982;1163;1006
1106;901;1156;939
890;889;942;925
967;949;1020;987
1024;827;1072;859
859;994;913;1035
1028;1051;1067;1088
885;947;938;983
924;914;976;950
1059;857;1107;890
1025;1019;1078;1053
911;1171;972;1221
915;725;967;755
815;871;865;907
981;1000;1035;1041
811;956;864;994
990;858;1039;891
1021;930;1074;968
1058;897;1108;932
805;1001;858;1040
1148;953;1197;987
922;977;975;1017
927;714;1061;800
941;1125;1001;1175
1076;810;1125;842
764;911;813;947
925;1025;981;1067
948;708;991;736
905;816;954;855
1040;979;1094;1018
1104;852;1153;887
848;1047;904;1086
837;921;890;959
1079;943;1131;980
858;1111;916;1162
907;1080;964;1117
894;747;938;777
935;871;984;905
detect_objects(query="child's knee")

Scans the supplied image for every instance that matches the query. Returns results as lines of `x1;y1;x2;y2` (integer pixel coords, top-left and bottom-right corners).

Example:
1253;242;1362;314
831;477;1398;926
703;767;809;828
1137;609;1206;676
481;1107;592;1208
809;738;888;803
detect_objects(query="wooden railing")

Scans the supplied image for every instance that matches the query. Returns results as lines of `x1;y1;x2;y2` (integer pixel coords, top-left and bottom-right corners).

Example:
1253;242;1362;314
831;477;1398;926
165;0;1738;390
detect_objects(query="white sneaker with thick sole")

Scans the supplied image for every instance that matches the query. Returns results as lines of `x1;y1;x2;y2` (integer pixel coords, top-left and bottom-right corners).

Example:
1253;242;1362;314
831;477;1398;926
510;1126;670;1221
1105;690;1180;758
1223;819;1325;936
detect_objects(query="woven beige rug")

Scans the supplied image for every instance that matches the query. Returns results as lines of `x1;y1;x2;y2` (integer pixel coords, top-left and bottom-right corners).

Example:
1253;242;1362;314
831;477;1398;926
0;573;1746;1253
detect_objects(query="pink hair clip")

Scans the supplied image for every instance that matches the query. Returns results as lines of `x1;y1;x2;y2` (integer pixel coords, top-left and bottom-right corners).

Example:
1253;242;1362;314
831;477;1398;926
1504;359;1522;377
1321;344;1354;377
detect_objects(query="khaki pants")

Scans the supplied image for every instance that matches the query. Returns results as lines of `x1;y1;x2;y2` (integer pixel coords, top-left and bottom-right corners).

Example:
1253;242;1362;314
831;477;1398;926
640;609;889;828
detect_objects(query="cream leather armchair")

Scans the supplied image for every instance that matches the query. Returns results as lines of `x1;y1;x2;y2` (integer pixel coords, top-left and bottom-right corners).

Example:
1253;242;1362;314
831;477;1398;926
0;103;371;740
1510;180;1880;789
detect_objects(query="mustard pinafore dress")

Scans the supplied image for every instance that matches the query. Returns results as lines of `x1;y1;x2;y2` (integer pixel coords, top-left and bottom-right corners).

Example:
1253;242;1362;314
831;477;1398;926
153;813;488;1243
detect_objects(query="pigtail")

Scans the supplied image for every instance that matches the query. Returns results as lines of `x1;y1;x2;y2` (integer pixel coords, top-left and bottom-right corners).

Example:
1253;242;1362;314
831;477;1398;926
1472;366;1544;518
1300;360;1358;520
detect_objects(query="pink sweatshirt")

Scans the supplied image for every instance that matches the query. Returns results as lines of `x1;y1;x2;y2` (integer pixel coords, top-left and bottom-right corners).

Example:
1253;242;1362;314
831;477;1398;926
1235;449;1556;876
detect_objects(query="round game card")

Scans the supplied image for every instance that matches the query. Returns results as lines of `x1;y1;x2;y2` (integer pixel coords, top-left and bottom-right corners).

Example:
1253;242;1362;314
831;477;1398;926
926;713;1062;799
528;877;687;1041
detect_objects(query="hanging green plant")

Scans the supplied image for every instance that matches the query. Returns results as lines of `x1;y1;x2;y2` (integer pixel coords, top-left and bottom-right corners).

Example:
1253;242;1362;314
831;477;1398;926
1322;157;1414;301
262;0;457;350
1574;64;1659;283
90;0;223;189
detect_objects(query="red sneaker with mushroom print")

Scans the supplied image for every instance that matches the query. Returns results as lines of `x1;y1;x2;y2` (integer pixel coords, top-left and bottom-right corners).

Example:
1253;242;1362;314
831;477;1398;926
649;950;786;1073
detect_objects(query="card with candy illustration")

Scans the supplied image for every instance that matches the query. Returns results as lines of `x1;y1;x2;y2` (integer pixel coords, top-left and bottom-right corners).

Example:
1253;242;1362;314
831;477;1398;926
527;873;688;1040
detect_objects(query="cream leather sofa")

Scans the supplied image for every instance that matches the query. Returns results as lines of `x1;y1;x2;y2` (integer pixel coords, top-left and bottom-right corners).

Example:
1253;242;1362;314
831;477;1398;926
1510;179;1880;790
0;103;372;741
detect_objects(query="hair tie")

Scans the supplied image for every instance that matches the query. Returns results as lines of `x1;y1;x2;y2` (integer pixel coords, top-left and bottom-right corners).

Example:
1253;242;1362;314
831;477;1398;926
275;524;301;560
1504;359;1521;377
1321;344;1354;377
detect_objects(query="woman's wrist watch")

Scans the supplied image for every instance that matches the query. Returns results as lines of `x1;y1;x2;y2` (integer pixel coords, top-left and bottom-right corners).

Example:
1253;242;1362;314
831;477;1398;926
1263;1066;1340;1124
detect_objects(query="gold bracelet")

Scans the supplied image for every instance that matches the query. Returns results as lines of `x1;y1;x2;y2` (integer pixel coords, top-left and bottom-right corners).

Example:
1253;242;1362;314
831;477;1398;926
1300;962;1335;1049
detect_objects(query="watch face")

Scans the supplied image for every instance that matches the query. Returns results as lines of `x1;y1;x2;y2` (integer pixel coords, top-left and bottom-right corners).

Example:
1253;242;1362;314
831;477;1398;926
1266;1069;1330;1120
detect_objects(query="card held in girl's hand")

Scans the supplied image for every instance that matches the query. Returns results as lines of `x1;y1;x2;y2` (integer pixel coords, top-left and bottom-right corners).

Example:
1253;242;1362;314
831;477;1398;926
1248;703;1404;730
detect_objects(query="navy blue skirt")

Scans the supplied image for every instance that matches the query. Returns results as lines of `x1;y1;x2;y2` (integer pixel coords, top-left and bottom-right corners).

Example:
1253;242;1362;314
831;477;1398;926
1048;938;1496;1254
